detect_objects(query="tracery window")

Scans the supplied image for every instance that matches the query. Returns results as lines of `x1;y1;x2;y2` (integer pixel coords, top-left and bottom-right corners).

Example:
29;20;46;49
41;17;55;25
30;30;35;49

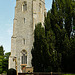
21;50;27;64
22;1;27;12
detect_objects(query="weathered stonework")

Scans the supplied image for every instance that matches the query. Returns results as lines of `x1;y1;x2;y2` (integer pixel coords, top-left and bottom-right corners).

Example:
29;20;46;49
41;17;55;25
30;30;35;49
9;0;46;73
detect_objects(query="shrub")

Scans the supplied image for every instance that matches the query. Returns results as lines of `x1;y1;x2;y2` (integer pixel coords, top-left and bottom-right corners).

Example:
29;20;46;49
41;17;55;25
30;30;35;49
7;68;17;75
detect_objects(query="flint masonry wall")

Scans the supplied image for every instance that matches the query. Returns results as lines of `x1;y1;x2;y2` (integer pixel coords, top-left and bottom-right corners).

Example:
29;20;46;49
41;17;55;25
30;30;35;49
9;0;46;72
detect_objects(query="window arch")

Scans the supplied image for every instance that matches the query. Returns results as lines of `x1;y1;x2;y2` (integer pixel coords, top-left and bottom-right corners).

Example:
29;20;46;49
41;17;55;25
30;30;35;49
39;3;42;13
22;1;27;12
21;50;27;64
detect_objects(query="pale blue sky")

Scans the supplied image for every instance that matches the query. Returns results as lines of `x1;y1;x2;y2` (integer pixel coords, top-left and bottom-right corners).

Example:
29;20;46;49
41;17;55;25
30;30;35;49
0;0;52;53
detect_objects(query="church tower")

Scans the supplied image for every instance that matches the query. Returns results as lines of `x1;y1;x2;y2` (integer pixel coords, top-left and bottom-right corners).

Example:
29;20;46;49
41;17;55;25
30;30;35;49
9;0;46;73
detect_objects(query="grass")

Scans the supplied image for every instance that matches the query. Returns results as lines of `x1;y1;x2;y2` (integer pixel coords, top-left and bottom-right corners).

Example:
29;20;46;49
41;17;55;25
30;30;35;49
62;74;75;75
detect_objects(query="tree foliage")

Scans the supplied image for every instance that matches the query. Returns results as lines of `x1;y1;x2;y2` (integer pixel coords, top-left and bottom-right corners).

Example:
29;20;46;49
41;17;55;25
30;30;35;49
0;46;11;74
0;46;4;73
32;23;46;72
32;0;75;73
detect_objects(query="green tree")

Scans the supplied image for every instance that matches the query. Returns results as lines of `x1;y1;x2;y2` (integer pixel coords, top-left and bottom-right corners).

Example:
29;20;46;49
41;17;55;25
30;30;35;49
0;56;3;73
0;46;4;74
0;46;4;56
68;37;75;73
32;23;46;72
45;10;62;72
0;46;11;73
3;52;11;72
32;0;75;72
61;34;71;72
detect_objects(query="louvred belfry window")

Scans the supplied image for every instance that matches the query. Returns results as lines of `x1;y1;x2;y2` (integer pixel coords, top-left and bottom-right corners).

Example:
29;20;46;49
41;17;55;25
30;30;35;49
22;1;27;12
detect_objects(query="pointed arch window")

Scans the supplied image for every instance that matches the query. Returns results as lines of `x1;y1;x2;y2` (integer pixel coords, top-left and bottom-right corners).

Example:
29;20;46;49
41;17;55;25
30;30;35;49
21;50;27;64
22;1;27;12
39;3;42;13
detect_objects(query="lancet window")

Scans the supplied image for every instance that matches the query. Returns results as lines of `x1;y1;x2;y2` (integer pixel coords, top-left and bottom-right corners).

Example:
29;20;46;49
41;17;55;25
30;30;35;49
22;1;27;12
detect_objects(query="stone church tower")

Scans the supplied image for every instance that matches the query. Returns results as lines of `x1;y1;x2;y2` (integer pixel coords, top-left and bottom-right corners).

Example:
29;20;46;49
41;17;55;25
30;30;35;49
9;0;46;73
